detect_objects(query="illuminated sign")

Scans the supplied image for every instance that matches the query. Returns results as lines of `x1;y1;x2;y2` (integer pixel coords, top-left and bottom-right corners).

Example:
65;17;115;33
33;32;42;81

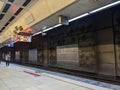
12;35;31;42
12;27;32;42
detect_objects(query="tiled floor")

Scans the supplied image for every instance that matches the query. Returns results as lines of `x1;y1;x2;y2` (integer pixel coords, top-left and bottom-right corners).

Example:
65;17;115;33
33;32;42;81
0;62;119;90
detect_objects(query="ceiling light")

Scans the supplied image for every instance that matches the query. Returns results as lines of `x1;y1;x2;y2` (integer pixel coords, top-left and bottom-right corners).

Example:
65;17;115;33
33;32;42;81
43;24;62;32
33;1;120;37
33;24;62;36
53;24;62;28
69;13;89;22
32;31;42;36
90;0;120;14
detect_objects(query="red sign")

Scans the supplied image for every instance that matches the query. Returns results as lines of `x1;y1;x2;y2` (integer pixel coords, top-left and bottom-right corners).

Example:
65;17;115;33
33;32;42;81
12;35;31;42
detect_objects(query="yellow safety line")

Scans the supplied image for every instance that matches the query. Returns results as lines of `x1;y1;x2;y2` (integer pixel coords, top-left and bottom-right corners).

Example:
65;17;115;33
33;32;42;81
41;74;94;90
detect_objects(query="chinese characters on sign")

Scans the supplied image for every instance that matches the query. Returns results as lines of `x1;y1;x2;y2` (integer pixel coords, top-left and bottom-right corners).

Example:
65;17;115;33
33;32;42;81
12;26;32;42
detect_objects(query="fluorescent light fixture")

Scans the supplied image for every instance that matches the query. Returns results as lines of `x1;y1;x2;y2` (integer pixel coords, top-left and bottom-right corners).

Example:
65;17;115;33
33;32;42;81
43;27;54;32
0;1;4;11
43;24;62;32
32;31;42;36
69;13;89;22
33;1;120;36
33;13;89;36
53;24;62;28
90;0;120;14
33;24;62;36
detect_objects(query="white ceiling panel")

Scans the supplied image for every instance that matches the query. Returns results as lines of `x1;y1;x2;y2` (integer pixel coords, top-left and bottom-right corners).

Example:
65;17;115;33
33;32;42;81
0;0;33;32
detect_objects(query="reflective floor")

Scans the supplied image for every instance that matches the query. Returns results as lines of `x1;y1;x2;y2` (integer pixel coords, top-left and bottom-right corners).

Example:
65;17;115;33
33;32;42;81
0;62;119;90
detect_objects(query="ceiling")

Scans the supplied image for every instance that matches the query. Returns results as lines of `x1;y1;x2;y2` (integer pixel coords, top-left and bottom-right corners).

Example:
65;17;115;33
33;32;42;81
0;0;33;32
0;0;119;44
0;0;77;44
32;0;115;34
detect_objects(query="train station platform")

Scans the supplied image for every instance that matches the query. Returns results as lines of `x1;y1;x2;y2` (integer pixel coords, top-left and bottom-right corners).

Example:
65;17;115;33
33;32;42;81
0;62;119;90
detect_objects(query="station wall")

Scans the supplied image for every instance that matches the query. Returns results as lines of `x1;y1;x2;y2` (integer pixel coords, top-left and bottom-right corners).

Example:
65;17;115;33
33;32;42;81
1;5;120;78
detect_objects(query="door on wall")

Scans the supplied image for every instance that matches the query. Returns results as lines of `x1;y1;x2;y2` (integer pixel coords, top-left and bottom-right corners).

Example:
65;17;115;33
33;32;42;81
38;47;48;66
96;29;115;76
15;51;20;62
38;49;44;66
28;49;37;64
21;50;28;64
49;48;56;66
56;44;79;69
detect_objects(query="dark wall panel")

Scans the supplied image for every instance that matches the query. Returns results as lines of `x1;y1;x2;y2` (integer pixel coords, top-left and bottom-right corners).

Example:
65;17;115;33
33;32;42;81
56;44;79;70
114;6;120;77
21;50;28;64
28;49;37;64
96;28;115;76
15;51;20;62
78;32;96;73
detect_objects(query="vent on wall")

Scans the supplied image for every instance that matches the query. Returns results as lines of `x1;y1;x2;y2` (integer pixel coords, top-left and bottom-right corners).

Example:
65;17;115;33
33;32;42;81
2;4;11;13
14;8;23;15
22;0;31;6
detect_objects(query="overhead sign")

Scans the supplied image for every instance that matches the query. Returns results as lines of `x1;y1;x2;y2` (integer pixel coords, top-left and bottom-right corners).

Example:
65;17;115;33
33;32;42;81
18;27;32;36
12;27;32;42
12;35;31;42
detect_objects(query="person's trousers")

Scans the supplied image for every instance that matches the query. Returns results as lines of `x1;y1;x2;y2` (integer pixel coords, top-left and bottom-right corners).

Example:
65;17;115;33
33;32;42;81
6;61;10;66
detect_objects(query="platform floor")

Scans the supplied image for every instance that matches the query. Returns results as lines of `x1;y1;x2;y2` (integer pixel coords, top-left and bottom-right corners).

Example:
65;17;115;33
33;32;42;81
0;62;119;90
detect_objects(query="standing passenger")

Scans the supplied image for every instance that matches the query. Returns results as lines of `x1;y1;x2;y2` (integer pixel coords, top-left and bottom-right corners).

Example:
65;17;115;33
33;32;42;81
6;53;10;66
